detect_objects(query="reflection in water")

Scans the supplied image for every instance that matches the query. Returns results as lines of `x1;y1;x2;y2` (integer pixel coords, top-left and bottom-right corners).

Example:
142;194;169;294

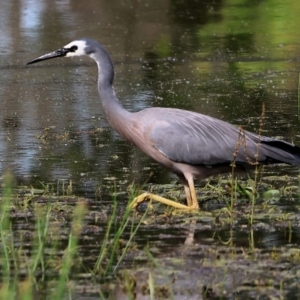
20;0;45;35
0;1;300;194
0;0;298;197
1;1;300;298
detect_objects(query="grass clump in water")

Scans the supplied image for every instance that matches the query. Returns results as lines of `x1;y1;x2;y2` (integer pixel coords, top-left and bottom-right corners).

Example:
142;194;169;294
0;171;87;300
0;172;145;300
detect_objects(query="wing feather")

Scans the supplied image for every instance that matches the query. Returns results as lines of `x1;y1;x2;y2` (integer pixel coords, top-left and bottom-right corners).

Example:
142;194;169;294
136;108;299;165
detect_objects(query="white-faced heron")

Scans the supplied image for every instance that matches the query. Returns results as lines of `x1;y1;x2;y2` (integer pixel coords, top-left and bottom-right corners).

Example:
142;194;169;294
27;38;300;210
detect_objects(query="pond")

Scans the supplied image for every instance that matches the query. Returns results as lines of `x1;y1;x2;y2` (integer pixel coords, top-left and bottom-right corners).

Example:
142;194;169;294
1;0;300;299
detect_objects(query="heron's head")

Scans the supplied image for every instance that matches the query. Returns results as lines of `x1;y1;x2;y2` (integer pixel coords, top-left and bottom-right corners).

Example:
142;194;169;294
27;38;114;85
27;39;92;65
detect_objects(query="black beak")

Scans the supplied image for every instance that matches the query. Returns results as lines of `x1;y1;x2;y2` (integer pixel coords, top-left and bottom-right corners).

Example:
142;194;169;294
27;48;70;65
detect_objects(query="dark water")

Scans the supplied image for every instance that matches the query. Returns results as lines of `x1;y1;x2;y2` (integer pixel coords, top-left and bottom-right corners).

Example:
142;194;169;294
1;1;300;298
1;0;300;197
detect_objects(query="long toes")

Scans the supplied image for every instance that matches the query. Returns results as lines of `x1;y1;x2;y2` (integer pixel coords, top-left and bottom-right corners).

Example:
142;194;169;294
130;192;150;209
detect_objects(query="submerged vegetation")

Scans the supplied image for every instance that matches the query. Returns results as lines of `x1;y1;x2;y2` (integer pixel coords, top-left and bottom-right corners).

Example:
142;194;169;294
1;0;300;298
1;167;300;299
0;171;149;299
3;102;298;299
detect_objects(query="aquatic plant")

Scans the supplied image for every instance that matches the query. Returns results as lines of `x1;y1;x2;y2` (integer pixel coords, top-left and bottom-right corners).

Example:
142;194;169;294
0;172;146;299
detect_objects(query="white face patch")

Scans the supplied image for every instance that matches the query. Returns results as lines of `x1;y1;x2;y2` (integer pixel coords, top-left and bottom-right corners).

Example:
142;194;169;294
64;40;87;57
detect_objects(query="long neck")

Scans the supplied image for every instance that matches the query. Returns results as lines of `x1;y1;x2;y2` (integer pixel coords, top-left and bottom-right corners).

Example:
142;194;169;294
92;47;132;138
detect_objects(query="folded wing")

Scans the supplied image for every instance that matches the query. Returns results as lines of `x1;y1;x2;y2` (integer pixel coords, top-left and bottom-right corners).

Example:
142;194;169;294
149;109;300;166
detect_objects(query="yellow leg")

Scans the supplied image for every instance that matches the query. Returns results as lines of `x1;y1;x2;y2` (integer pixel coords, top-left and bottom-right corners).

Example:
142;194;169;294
183;185;193;207
130;192;197;210
187;177;199;209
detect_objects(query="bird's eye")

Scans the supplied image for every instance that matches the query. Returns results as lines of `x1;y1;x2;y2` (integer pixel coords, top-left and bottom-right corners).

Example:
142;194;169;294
70;45;78;52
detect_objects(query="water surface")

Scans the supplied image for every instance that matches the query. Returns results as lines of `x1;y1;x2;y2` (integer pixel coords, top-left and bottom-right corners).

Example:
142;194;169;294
1;0;300;197
1;1;300;298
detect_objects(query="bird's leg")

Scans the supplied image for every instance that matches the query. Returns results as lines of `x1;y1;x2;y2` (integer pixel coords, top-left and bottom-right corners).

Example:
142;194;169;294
186;176;199;209
130;175;199;210
183;185;193;206
130;192;192;210
179;174;199;209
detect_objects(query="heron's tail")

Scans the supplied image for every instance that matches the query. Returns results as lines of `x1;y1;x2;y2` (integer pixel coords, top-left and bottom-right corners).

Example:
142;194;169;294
260;140;300;165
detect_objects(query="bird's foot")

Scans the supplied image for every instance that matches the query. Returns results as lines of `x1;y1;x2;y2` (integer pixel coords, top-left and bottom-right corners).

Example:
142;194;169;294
129;192;198;210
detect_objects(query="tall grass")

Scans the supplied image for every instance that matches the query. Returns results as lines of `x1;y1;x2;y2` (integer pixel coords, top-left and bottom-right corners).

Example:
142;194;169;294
249;103;265;226
298;73;300;121
0;172;87;300
94;187;149;277
225;105;266;224
0;171;16;300
0;172;144;299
